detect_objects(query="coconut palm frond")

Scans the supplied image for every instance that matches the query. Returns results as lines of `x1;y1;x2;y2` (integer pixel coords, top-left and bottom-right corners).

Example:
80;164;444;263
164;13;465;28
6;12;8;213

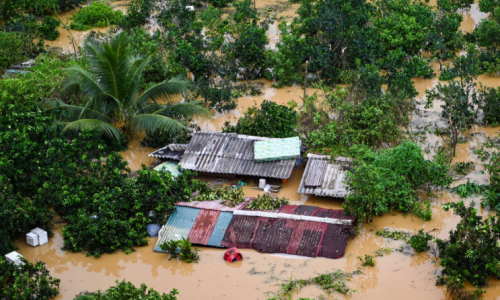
123;55;151;106
133;103;167;115
66;66;108;99
130;114;187;136
135;76;192;107
167;101;212;119
48;99;112;122
63;119;123;141
61;78;81;96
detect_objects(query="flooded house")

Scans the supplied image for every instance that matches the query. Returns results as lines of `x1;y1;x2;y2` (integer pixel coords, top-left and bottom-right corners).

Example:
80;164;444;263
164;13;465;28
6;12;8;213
150;132;301;181
154;200;355;259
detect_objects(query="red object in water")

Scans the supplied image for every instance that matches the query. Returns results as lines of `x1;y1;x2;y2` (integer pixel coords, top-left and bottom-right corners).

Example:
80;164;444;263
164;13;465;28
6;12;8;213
224;247;243;262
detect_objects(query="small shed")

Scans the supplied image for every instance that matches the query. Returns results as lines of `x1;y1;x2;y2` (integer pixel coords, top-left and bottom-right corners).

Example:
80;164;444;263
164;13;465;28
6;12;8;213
297;154;352;198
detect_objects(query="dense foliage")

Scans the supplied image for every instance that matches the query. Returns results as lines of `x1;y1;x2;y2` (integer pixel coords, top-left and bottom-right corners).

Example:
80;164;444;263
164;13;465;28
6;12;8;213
343;142;452;222
223;101;297;138
409;229;433;252
39;16;60;41
75;280;179;300
193;186;245;207
0;257;60;299
436;201;500;294
70;1;124;30
246;195;289;210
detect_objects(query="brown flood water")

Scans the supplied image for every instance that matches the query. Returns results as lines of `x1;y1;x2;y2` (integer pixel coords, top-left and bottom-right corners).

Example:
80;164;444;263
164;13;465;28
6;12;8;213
22;0;500;299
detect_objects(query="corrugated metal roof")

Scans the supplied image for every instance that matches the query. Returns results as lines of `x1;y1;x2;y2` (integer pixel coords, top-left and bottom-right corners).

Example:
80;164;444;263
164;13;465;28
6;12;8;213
178;132;296;179
176;199;250;212
188;210;221;245
297;154;352;198
149;144;187;160
154;202;354;258
221;215;350;259
207;212;233;247
154;206;200;252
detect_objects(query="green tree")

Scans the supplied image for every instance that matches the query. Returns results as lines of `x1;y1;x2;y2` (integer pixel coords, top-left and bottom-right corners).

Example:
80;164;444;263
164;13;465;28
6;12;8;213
343;142;451;222
426;79;479;156
437;201;500;293
0;257;60;299
223;100;297;138
54;33;210;141
75;280;178;300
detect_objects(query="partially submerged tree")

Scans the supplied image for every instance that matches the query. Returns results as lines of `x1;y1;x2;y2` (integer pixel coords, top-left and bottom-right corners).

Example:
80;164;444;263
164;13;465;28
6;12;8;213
54;33;210;141
343;142;452;222
425;46;481;156
436;201;500;297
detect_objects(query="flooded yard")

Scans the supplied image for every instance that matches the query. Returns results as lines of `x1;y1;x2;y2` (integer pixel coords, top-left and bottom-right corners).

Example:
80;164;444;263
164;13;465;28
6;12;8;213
17;0;500;299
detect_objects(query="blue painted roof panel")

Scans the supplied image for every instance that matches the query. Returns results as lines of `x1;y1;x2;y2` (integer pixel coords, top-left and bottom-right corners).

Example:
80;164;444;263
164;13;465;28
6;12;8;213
154;206;200;252
207;212;233;247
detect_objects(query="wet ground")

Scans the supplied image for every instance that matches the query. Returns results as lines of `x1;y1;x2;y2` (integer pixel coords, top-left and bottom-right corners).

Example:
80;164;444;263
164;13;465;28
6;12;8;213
18;1;500;299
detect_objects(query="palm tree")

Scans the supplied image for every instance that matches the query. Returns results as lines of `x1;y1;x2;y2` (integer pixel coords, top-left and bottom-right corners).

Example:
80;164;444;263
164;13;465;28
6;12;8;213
53;33;210;140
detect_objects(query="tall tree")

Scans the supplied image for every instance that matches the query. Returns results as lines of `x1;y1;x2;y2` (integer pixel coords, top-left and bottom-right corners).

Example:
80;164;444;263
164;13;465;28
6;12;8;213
54;33;210;140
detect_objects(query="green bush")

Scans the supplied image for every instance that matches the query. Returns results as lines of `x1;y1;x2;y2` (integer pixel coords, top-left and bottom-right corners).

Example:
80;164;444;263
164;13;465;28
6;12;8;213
358;255;375;266
343;142;452;222
159;238;199;263
223;100;297;138
436;201;500;292
0;257;60;299
70;1;124;30
0;32;28;71
39;16;60;41
409;229;433;252
74;280;178;300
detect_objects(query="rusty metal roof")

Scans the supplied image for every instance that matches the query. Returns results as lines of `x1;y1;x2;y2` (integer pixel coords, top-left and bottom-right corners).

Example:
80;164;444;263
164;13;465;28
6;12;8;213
187;209;221;245
221;216;351;259
154;201;354;258
178;132;296;179
297;154;352;198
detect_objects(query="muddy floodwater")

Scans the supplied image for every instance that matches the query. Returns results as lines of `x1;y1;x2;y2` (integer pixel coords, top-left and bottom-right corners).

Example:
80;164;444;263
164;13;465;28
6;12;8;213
20;1;500;299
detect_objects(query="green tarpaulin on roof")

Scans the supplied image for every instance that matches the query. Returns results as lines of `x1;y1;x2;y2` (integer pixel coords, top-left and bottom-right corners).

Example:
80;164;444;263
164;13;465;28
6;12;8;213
254;136;300;162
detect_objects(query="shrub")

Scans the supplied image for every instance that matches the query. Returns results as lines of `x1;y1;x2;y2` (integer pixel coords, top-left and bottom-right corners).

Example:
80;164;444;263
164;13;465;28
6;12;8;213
193;186;245;207
39;16;60;41
436;201;500;288
223;100;297;138
70;1;124;30
409;229;432;252
246;195;289;210
159;238;199;263
0;32;28;71
343;142;452;222
0;257;60;299
74;280;179;300
358;255;375;266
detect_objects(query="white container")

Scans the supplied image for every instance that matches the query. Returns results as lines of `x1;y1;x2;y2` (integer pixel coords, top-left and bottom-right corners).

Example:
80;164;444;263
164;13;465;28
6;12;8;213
26;232;39;247
259;179;266;189
186;5;194;11
5;251;24;265
31;228;48;245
